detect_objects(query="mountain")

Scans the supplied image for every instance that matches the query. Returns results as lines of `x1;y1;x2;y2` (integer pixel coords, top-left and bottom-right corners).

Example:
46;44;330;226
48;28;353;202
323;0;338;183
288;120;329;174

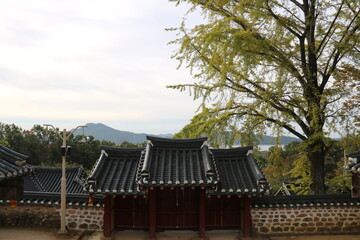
257;135;301;145
74;123;172;144
74;123;301;146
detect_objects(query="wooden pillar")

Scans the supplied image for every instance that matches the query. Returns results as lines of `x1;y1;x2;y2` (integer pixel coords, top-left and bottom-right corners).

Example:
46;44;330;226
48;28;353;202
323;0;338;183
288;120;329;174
242;196;252;238
149;188;157;239
103;195;112;238
352;174;360;198
199;189;206;239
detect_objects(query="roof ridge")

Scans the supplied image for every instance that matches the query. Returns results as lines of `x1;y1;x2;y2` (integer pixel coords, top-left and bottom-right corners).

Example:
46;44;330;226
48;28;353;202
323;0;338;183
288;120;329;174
147;135;208;143
147;136;208;149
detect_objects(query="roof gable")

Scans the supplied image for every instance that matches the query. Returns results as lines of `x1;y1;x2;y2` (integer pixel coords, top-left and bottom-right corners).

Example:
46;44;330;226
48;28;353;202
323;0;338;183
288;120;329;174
137;137;217;187
87;146;143;195
209;147;268;195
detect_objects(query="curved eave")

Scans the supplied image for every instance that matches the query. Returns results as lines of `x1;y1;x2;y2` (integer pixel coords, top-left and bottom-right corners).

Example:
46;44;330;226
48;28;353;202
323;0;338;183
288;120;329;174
0;145;29;162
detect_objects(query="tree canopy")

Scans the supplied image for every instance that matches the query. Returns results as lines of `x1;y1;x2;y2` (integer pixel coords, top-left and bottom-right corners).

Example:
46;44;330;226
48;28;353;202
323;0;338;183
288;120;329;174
168;0;359;194
0;123;118;170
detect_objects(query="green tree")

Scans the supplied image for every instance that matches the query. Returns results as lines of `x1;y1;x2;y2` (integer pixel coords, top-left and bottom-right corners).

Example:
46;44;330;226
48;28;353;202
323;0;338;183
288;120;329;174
119;141;147;148
334;64;360;133
168;0;360;194
0;123;121;169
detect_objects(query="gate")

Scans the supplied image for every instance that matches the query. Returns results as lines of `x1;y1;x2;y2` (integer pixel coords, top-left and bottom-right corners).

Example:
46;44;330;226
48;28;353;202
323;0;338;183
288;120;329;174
114;196;148;230
206;196;241;229
156;188;199;230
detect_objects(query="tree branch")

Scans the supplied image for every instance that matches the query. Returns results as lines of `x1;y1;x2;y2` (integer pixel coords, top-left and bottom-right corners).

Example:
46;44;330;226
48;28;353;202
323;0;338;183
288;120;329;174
243;110;307;140
265;0;302;38
316;0;345;55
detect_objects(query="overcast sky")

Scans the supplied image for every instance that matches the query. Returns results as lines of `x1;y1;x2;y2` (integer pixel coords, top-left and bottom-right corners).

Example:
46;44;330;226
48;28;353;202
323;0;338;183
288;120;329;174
0;0;205;134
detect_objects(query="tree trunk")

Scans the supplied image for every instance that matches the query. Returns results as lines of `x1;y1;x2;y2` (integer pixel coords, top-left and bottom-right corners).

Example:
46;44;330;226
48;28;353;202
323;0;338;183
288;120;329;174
308;141;326;194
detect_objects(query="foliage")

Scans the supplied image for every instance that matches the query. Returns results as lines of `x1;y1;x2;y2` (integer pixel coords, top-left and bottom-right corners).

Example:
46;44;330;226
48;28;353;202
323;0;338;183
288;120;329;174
288;151;312;194
118;141;147;148
168;0;360;194
334;64;360;134
326;173;352;194
261;139;352;194
0;123;121;170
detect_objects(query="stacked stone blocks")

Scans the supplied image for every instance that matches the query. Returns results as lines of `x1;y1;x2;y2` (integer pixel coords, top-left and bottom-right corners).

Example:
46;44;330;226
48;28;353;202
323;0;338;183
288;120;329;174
65;206;103;230
0;204;103;231
252;206;360;235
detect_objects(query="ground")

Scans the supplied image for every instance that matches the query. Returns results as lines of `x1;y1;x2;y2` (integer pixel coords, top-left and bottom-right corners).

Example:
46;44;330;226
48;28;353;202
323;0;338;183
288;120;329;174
1;228;360;240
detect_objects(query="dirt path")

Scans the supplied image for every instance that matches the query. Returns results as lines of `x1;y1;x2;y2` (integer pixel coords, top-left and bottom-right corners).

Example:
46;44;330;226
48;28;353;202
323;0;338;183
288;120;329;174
0;228;80;240
1;228;360;240
271;236;360;240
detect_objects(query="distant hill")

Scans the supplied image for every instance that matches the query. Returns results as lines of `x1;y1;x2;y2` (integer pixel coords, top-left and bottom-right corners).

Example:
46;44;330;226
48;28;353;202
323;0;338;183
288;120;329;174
255;135;301;145
74;123;301;146
73;123;172;144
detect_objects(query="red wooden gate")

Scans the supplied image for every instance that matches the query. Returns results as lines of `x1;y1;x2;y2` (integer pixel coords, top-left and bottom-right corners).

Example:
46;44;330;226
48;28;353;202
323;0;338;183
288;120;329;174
114;196;149;230
156;188;199;230
206;196;241;229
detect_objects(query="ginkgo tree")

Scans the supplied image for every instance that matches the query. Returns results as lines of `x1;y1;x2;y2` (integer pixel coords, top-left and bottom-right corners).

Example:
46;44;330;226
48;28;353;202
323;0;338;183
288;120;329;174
168;0;360;194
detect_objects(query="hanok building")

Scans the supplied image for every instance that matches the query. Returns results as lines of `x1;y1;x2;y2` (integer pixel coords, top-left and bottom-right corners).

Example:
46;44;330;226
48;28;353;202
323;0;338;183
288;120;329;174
346;150;360;198
0;145;31;202
87;136;269;239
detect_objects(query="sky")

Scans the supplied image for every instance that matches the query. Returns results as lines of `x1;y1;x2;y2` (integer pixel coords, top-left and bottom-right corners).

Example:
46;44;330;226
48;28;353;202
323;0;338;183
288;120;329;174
0;0;204;134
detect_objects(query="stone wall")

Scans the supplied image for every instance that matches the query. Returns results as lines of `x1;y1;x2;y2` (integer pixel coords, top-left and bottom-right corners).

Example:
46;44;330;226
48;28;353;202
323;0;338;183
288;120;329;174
0;204;103;231
0;205;60;227
66;206;103;230
252;206;360;236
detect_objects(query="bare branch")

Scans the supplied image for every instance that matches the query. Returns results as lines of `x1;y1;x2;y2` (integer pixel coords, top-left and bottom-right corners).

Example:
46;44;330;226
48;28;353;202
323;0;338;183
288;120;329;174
316;0;345;55
265;0;302;38
289;0;304;10
243;110;307;140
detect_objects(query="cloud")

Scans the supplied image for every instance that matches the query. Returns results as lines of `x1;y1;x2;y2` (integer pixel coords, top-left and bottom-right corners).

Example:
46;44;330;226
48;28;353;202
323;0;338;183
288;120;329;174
0;0;203;133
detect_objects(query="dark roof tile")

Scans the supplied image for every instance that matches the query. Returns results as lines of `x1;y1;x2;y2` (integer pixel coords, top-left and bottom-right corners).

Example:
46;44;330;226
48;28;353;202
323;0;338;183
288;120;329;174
86;137;269;196
87;146;143;195
0;145;31;181
253;194;360;208
137;136;217;187
24;166;86;194
19;165;101;206
209;147;268;195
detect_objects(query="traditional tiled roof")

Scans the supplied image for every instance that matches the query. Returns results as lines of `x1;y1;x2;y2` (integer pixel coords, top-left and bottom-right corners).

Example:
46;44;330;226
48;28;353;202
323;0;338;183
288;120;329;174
0;192;103;207
0;145;31;181
24;166;86;194
207;147;268;195
252;194;360;208
136;136;218;187
345;150;360;174
87;146;143;195
7;165;103;207
86;136;269;196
